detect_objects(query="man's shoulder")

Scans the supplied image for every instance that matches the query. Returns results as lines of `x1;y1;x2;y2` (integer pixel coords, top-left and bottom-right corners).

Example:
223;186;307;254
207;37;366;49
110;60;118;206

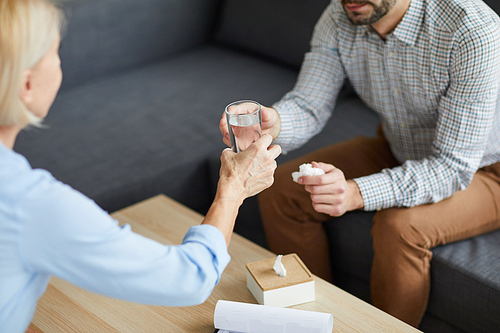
323;0;351;25
424;0;500;35
328;0;344;14
317;1;356;37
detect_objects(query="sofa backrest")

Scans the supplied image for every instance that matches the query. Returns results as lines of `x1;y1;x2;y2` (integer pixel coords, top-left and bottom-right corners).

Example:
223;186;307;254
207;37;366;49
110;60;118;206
214;0;330;69
59;0;220;89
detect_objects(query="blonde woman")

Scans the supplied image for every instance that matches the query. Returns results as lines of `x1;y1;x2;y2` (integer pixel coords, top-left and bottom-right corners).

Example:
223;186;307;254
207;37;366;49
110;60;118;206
0;0;281;331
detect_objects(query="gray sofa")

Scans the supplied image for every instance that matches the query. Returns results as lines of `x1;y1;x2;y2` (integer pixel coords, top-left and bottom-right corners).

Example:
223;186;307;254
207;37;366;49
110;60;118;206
13;0;499;332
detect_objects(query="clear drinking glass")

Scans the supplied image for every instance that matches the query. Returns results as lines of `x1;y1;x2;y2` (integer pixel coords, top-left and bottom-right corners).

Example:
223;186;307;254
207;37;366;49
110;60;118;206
225;100;262;153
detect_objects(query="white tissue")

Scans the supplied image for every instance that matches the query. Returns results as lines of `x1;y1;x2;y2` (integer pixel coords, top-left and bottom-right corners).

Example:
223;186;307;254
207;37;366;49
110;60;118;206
273;255;287;277
292;163;325;183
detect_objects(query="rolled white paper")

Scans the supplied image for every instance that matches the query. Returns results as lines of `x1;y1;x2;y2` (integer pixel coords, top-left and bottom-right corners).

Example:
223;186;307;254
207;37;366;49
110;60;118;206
214;300;333;333
292;163;325;183
273;255;287;277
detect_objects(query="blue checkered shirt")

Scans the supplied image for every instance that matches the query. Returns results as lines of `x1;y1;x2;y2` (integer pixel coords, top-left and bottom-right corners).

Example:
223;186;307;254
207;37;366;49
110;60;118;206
274;0;500;211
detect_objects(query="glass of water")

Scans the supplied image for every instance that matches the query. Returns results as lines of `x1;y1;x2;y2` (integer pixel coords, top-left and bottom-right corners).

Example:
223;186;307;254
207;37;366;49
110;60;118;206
225;100;262;153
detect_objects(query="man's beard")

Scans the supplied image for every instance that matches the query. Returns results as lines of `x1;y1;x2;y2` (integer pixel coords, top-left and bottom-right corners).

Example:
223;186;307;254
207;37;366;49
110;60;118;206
342;0;397;25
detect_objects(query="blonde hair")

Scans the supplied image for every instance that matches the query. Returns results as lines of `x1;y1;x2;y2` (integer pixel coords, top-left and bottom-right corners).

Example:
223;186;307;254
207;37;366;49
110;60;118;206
0;0;64;128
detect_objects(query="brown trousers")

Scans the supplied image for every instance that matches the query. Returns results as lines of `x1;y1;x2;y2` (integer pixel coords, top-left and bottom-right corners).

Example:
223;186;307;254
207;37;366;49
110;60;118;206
258;131;500;327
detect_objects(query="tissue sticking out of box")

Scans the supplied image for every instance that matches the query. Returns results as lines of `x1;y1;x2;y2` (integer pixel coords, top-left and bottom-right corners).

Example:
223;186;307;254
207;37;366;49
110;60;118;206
246;253;315;307
273;255;287;277
292;163;325;183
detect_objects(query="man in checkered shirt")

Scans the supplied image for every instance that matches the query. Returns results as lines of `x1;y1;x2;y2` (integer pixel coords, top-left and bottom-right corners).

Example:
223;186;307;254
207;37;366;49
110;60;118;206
220;0;500;327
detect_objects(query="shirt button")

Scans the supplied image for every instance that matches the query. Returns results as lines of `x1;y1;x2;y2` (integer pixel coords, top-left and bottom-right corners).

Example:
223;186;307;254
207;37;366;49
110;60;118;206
400;122;406;128
388;51;394;57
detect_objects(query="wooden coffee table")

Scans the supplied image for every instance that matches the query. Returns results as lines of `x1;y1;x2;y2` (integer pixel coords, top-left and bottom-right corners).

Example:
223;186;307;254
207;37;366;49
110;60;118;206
29;195;421;332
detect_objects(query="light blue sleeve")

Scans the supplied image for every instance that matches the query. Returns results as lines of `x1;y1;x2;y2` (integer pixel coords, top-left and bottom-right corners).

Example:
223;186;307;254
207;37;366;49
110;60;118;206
19;176;231;306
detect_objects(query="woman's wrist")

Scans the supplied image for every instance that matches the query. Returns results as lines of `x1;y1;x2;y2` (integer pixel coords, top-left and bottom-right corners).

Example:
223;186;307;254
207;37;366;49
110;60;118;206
215;177;246;208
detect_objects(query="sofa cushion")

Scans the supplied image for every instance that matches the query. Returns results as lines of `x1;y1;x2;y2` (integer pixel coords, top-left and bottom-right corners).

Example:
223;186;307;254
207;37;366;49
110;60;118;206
324;211;375;287
215;0;330;68
428;230;500;333
59;0;220;89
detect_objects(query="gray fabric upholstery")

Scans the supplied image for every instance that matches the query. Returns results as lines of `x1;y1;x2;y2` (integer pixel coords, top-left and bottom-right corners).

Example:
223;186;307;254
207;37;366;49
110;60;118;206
483;0;500;14
59;0;220;89
215;0;330;68
429;230;500;333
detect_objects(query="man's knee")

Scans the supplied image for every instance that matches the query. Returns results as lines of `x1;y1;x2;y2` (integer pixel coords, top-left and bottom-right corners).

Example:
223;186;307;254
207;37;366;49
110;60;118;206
372;207;430;250
260;159;309;210
259;174;291;212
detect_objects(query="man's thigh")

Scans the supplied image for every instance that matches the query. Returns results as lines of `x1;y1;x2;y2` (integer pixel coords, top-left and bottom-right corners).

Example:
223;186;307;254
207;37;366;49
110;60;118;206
276;132;399;181
263;133;399;224
374;162;500;248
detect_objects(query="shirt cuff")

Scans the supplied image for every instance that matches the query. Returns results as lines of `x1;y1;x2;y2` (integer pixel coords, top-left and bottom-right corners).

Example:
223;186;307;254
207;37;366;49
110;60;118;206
354;173;397;211
271;101;296;154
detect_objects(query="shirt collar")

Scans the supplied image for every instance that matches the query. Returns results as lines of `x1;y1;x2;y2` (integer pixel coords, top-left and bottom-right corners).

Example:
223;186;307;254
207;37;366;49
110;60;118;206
355;0;425;45
392;0;425;46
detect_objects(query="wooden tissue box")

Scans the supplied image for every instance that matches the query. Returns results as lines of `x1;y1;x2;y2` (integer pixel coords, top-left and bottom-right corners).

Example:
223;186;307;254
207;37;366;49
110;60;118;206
246;253;315;307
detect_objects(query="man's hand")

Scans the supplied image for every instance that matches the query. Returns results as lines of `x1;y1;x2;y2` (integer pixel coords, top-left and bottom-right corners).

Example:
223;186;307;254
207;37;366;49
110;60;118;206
219;105;281;147
297;162;364;216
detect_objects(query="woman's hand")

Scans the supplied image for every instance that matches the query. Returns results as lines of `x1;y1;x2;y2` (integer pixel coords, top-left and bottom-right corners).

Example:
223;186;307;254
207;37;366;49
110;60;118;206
297;162;364;216
203;134;281;246
217;134;281;206
219;106;281;147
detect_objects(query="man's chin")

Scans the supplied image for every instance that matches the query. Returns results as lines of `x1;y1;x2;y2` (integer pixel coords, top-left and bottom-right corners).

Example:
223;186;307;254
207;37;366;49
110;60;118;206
347;13;372;25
